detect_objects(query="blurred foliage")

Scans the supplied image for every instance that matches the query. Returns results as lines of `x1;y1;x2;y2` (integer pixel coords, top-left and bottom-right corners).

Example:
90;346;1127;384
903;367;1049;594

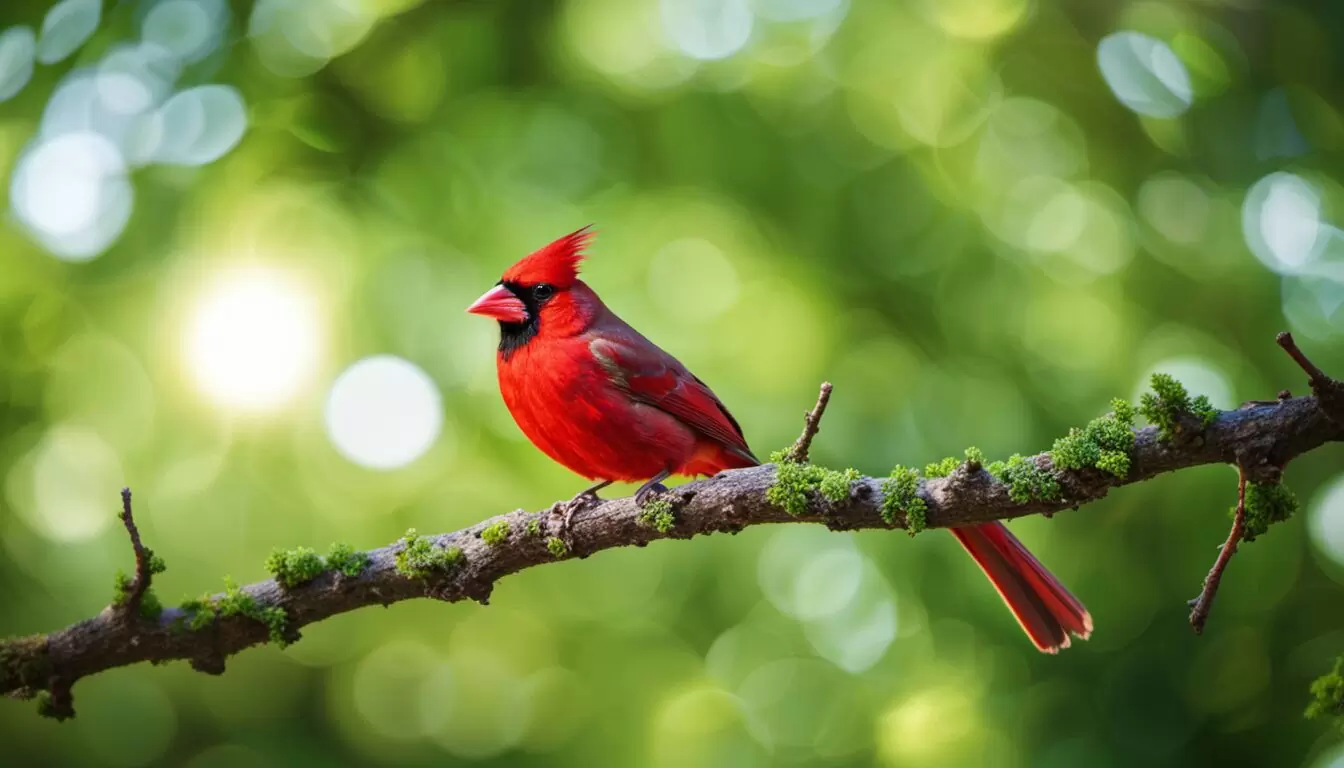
0;0;1343;766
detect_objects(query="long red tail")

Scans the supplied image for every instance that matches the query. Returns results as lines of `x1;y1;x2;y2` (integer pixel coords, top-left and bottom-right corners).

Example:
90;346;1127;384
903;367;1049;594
950;521;1093;653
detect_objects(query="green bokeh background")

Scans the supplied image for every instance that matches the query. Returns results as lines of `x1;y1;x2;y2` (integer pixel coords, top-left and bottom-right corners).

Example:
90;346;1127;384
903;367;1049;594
2;0;1344;765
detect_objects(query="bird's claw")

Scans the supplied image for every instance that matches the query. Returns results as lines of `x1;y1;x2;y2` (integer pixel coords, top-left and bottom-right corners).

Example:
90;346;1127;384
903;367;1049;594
556;490;600;538
635;482;668;507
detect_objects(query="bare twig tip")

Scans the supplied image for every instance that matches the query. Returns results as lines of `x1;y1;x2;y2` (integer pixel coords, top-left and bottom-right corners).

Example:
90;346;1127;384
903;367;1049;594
116;488;152;618
1276;331;1330;383
786;382;834;464
1189;467;1247;634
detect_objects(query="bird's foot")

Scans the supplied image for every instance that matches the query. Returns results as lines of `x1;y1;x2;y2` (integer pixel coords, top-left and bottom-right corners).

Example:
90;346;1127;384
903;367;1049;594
634;469;673;507
634;481;669;507
557;492;598;537
552;479;613;538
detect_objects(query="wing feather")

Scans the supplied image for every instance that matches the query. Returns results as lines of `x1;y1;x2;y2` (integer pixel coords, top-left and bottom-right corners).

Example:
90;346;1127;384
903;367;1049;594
589;335;757;464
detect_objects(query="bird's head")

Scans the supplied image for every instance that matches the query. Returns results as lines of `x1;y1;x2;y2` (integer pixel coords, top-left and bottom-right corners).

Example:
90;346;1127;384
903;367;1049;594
466;227;596;355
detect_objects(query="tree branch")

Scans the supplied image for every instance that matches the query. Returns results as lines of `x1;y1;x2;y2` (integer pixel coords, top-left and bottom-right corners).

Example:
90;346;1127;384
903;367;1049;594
2;340;1342;718
1188;467;1247;634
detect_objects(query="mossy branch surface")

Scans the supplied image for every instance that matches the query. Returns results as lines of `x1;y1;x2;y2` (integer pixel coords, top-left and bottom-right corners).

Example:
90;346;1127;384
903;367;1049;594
0;377;1341;720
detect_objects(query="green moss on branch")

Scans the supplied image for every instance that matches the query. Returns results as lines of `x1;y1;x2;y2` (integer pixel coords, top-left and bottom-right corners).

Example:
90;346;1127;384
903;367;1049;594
217;578;290;646
818;467;861;502
325;542;368;578
881;465;926;534
546;537;569;558
636;498;677;533
987;454;1061;503
174;578;290;647
924;456;959;479
1308;656;1344;724
481;520;511;546
1139;373;1218;440
179;594;218;632
926;447;987;479
110;547;167;620
1242;481;1298;541
766;450;863;516
1051;398;1136;478
395;529;464;578
265;546;326;589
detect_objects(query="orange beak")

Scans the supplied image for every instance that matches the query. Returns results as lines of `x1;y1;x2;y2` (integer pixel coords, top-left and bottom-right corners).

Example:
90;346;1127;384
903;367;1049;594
466;284;528;323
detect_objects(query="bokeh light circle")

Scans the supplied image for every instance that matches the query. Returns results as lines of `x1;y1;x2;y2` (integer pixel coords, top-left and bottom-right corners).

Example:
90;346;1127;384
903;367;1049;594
0;26;37;102
96;42;180;117
142;0;219;63
802;563;898;673
184;268;322;412
916;0;1030;41
1242;172;1328;274
36;0;101;65
9;131;133;261
20;425;123;542
248;0;378;77
754;0;844;22
1139;173;1211;245
758;527;861;619
660;0;754;61
737;657;865;756
648;238;741;322
1282;270;1344;342
324;355;444;470
1097;32;1193;119
1308;474;1344;570
152;85;249;166
351;639;439;741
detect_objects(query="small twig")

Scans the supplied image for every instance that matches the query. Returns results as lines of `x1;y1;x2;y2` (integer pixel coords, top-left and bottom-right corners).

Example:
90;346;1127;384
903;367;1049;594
1277;332;1329;383
118;488;151;617
784;382;833;464
1277;332;1344;424
1188;467;1248;634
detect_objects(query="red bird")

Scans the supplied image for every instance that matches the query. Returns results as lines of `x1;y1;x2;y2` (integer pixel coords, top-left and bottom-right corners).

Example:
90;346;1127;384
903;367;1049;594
466;228;1092;653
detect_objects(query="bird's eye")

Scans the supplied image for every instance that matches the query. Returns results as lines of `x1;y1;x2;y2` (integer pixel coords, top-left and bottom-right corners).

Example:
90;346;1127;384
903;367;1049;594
533;284;554;301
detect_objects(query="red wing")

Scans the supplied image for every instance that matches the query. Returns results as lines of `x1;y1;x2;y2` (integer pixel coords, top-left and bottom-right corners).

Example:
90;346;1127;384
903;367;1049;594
588;335;757;464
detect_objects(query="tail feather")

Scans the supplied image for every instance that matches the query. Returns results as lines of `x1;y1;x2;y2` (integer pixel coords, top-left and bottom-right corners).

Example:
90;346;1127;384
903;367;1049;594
950;521;1092;653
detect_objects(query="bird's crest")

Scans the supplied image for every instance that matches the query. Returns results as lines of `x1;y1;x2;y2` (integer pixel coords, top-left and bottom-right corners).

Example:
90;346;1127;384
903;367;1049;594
502;226;595;288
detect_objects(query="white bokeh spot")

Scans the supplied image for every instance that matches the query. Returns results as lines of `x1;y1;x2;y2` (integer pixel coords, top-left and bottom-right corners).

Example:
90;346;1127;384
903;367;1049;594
1309;475;1344;570
325;355;444;470
1097;31;1193;119
1243;172;1329;274
36;0;101;65
143;0;223;63
10;131;132;261
661;0;754;60
0;26;37;103
151;84;249;166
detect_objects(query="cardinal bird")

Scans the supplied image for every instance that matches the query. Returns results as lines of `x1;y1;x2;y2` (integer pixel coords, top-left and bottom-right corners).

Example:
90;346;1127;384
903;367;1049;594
466;228;1092;652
